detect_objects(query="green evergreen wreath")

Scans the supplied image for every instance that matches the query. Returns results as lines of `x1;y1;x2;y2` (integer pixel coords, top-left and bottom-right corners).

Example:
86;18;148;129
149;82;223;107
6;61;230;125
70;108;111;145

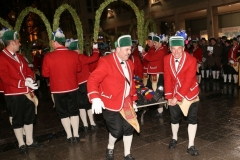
53;4;84;53
144;18;157;39
94;0;145;46
0;18;13;30
14;7;52;50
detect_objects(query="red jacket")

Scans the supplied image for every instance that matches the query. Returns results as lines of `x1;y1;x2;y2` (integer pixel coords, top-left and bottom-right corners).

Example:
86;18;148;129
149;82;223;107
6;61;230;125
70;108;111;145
0;49;35;95
130;47;143;79
143;46;155;74
42;47;81;93
143;46;166;74
228;45;240;62
78;49;100;85
164;52;199;102
192;47;203;63
0;80;3;93
87;52;138;111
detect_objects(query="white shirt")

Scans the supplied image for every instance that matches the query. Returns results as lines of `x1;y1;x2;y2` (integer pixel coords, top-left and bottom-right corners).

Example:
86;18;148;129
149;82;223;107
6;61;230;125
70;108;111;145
117;56;130;98
175;57;181;71
10;51;19;63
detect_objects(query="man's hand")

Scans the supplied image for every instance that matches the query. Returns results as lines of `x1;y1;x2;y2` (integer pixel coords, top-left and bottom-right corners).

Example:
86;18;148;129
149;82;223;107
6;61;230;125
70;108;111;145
168;97;178;106
25;79;38;90
26;77;34;84
133;101;138;112
93;43;98;49
91;98;105;114
138;46;144;53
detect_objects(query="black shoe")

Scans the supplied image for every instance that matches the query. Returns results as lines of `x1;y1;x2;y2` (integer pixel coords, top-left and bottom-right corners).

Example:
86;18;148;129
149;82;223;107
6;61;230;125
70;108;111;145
67;137;74;143
27;141;43;148
106;149;114;160
124;154;135;160
73;137;80;143
168;139;177;149
187;146;199;156
84;126;88;132
19;145;28;154
91;125;98;130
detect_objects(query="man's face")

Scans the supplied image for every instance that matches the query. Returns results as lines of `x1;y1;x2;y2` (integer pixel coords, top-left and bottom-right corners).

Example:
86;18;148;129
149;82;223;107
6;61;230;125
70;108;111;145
193;43;198;48
233;40;238;46
51;40;57;49
116;46;131;61
12;40;21;52
201;40;206;45
147;40;154;47
210;39;216;45
154;41;162;49
170;46;184;59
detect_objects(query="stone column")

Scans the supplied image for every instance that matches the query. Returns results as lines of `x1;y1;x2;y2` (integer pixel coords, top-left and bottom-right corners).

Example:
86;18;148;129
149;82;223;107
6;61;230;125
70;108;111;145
207;5;218;38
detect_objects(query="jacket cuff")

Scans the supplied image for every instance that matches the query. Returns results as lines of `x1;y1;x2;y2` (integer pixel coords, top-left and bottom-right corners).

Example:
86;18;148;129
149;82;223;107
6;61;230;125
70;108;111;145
18;80;25;88
88;92;99;102
132;94;138;101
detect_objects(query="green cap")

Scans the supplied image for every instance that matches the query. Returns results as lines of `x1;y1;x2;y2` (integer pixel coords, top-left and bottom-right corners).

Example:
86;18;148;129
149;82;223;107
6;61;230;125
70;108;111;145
115;35;132;48
68;40;79;50
169;36;185;47
153;36;161;43
51;28;66;43
132;40;138;45
2;30;19;41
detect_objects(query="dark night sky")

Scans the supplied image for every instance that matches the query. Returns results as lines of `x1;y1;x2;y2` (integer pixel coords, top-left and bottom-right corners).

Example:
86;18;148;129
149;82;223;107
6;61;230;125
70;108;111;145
0;0;36;19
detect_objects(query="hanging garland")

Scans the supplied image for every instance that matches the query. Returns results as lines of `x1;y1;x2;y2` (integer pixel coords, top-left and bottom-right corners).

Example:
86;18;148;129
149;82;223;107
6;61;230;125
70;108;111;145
14;7;52;50
0;18;13;30
53;4;84;53
94;0;145;46
128;21;137;35
144;18;157;39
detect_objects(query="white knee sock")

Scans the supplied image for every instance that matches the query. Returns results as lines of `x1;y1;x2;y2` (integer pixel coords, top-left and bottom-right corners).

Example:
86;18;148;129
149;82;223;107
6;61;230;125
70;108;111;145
87;109;96;126
198;75;201;83
157;105;163;113
107;133;117;149
223;74;227;82
123;135;133;156
228;74;232;82
61;117;72;138
216;71;220;79
23;124;33;145
79;109;88;127
234;75;238;84
188;124;197;148
212;71;216;79
70;116;79;137
206;70;209;78
201;70;204;78
171;123;179;140
14;128;25;147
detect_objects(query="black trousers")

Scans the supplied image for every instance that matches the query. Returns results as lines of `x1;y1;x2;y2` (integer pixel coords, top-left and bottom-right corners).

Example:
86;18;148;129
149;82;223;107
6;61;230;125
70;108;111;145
103;109;134;138
53;90;79;119
5;94;35;129
169;102;199;124
78;83;91;110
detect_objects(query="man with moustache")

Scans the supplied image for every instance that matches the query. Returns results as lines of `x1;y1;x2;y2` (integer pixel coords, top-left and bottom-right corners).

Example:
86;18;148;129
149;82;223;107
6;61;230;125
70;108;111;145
87;35;139;160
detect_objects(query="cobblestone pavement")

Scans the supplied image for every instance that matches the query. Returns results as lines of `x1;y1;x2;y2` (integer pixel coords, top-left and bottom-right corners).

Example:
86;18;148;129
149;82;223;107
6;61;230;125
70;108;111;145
1;79;240;160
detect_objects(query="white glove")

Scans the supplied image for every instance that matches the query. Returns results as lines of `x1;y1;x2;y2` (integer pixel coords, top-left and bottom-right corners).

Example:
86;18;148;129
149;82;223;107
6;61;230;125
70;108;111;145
25;77;34;84
92;98;105;114
28;64;34;68
25;80;38;90
138;46;143;53
93;43;98;49
133;101;138;112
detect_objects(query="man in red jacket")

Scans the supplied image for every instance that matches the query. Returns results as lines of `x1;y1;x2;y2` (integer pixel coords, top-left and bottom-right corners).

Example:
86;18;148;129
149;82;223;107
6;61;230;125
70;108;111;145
87;35;138;160
227;38;240;84
164;31;200;156
66;39;100;132
0;29;41;154
42;28;82;143
142;32;156;86
139;34;168;116
130;40;143;79
192;40;203;84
